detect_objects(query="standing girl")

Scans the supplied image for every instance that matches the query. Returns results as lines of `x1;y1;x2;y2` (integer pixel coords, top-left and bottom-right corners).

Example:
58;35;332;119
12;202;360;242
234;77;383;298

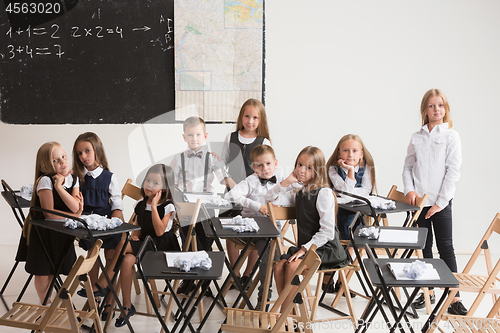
108;164;181;327
221;98;272;286
17;142;83;304
266;146;349;310
326;134;376;240
72;132;123;298
403;89;466;315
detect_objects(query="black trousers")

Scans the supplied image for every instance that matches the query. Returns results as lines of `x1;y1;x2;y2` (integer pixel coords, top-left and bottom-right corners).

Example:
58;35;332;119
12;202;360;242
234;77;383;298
416;200;458;295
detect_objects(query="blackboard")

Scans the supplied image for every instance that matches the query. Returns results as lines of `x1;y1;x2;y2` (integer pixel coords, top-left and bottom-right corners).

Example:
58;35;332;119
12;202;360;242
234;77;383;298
0;0;175;124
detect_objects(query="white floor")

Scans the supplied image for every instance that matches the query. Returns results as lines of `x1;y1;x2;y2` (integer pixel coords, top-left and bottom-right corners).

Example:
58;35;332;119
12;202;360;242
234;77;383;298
0;243;496;333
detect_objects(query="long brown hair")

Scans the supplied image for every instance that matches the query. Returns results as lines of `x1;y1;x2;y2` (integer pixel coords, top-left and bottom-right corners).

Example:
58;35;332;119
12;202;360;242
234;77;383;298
295;146;329;192
235;99;271;143
326;134;376;194
141;164;180;232
72;132;110;185
420;88;453;128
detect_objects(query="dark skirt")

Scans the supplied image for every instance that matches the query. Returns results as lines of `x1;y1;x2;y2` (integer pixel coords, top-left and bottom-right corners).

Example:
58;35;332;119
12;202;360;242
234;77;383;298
21;226;77;276
130;231;181;256
79;233;122;251
281;238;349;270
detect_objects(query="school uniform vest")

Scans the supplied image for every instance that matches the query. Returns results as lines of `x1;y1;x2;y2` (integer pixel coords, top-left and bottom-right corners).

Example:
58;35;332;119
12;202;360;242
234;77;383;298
80;169;112;216
227;131;264;184
334;165;365;188
134;199;170;241
295;188;323;248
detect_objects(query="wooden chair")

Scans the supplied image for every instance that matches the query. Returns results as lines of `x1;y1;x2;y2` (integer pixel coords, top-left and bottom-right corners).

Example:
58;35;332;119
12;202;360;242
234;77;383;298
0;239;104;333
379;185;428;228
265;203;359;328
221;244;321;333
429;213;500;333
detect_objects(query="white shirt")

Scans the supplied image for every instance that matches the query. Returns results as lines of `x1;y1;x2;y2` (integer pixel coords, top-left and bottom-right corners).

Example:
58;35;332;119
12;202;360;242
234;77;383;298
328;165;372;196
402;123;462;209
224;171;292;217
221;132;272;165
265;185;336;250
171;145;226;193
37;174;79;193
84;166;123;211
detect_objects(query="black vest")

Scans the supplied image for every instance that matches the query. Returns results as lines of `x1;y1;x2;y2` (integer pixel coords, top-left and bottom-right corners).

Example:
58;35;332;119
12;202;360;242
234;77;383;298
227;131;264;184
135;200;170;241
295;188;325;248
80;169;113;216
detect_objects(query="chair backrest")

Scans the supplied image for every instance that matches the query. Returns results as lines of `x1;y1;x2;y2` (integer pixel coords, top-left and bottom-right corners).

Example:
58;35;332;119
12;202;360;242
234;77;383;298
267;202;297;256
385;185;428;227
120;179;143;223
38;239;103;328
463;213;500;275
270;244;321;318
1;179;27;228
176;199;202;252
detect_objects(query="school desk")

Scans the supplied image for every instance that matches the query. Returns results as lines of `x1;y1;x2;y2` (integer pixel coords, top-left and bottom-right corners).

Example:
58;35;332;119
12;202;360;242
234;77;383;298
29;207;140;333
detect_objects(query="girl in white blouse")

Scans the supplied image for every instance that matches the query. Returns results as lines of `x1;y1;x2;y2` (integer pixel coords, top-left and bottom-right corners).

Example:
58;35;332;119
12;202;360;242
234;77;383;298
403;88;466;315
266;146;348;311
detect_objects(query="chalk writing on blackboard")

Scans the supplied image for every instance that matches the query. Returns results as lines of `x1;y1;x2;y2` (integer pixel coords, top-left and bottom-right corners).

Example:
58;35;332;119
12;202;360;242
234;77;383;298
0;0;175;125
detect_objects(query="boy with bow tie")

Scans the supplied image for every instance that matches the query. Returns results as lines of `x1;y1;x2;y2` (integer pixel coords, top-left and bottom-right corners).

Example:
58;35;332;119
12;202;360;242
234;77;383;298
171;116;231;193
225;145;291;309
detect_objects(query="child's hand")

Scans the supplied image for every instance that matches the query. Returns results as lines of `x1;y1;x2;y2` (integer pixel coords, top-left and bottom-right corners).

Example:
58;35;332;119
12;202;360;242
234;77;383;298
211;152;222;162
281;171;298;187
338;159;353;171
405;191;420;205
425;204;443;219
151;191;162;206
258;204;268;216
287;246;307;263
52;173;65;188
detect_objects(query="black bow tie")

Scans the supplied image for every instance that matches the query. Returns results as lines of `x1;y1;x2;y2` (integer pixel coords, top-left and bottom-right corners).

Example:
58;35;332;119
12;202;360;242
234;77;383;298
259;176;277;186
188;151;203;159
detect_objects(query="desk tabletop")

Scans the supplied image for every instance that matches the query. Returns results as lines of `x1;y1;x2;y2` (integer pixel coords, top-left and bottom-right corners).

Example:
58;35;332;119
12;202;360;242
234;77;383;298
29;219;141;239
338;195;419;217
352;226;428;250
364;258;458;288
138;251;225;280
1;191;31;208
202;216;280;239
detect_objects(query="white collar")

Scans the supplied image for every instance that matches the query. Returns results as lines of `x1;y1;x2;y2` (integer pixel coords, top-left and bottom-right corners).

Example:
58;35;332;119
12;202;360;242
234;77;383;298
340;164;360;173
85;166;103;178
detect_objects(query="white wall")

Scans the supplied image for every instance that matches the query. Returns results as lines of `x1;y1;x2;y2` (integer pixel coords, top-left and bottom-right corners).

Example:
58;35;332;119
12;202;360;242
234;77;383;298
1;0;500;254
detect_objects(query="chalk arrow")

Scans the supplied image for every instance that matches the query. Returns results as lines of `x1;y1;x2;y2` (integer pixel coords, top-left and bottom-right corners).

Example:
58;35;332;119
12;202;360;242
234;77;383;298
132;26;151;32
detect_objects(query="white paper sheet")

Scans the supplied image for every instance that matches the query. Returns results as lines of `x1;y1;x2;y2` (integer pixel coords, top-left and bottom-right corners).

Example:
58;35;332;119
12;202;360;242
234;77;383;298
387;262;440;280
378;229;418;243
184;193;214;203
165;251;209;267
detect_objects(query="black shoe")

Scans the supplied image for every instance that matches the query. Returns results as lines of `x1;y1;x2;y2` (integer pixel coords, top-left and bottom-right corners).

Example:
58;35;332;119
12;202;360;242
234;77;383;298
239;276;252;292
413;293;435;309
77;283;109;298
203;286;214;299
115;304;136;328
448;300;468;316
334;282;356;298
